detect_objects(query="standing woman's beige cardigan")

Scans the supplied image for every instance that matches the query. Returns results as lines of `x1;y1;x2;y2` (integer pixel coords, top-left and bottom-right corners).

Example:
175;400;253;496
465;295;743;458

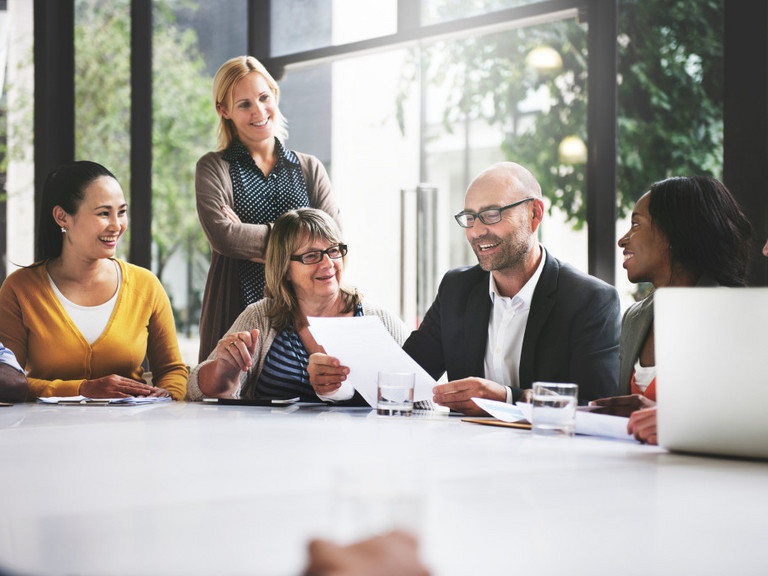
195;150;341;362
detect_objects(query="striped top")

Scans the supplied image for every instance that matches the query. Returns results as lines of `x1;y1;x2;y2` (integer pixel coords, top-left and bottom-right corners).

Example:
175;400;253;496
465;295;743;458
254;304;363;401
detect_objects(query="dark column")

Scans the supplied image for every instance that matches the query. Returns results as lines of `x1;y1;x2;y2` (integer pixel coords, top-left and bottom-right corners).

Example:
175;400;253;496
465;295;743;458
723;1;768;286
249;0;270;61
33;0;75;243
586;0;618;285
130;0;152;270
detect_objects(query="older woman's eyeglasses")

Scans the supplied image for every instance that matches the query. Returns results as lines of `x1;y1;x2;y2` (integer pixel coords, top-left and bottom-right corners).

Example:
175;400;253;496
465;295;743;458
290;244;348;265
454;198;535;228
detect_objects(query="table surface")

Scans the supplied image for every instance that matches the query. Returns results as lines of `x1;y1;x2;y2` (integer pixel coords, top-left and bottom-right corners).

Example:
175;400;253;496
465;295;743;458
1;402;766;576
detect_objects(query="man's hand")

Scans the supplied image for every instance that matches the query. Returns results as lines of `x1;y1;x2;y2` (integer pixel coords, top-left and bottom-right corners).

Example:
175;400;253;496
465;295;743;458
589;394;656;417
432;377;507;415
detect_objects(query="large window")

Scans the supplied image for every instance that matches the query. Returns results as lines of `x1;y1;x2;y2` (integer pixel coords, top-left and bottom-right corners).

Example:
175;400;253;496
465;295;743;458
417;21;590;273
280;10;589;324
2;0;728;359
272;0;727;314
281;51;421;321
421;0;547;25
150;0;246;359
2;0;34;275
272;0;398;56
614;0;723;303
150;1;245;348
74;0;131;262
73;0;246;364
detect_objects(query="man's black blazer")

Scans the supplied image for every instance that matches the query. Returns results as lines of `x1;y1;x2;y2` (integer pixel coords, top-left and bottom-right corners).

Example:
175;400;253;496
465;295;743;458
402;252;620;403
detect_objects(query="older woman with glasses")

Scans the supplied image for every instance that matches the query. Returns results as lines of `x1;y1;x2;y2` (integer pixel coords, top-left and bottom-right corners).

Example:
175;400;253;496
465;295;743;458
187;208;408;402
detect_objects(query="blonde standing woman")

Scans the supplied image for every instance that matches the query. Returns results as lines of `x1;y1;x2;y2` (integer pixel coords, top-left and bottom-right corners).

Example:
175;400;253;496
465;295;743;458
196;55;341;362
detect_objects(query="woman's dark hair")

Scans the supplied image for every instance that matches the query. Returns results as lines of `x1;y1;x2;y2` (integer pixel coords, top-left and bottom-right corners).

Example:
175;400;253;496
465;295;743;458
647;176;752;287
36;161;117;261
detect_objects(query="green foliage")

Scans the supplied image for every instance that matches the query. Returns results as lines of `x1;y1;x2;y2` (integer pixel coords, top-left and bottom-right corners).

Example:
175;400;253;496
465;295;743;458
74;0;132;184
0;43;36;182
617;0;723;211
412;20;589;224
151;4;216;281
398;0;724;225
73;0;215;280
74;0;133;258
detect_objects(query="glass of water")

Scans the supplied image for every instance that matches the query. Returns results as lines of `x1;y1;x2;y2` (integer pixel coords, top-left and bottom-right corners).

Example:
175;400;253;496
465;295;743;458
376;372;415;417
531;382;578;436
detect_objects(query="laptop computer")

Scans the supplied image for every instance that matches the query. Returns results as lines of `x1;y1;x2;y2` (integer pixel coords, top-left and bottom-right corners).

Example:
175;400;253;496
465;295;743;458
654;287;768;459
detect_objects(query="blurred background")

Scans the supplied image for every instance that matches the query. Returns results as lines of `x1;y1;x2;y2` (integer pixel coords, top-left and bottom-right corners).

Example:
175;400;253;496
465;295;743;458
2;0;762;366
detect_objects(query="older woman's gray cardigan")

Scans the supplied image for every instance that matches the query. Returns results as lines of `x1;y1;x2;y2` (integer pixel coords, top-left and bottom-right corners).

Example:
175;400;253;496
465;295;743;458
186;299;409;401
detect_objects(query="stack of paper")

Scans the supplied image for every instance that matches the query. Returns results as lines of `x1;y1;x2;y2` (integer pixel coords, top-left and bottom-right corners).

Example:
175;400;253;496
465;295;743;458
471;397;635;441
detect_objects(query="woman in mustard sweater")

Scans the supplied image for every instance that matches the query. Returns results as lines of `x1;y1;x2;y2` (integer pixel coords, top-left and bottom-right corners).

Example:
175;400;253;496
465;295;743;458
0;161;187;400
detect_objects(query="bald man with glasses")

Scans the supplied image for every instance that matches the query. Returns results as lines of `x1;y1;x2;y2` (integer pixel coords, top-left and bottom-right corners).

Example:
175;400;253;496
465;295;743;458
309;162;619;415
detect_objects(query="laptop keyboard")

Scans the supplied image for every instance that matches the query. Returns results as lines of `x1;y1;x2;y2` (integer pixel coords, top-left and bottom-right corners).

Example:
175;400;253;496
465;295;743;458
413;399;448;412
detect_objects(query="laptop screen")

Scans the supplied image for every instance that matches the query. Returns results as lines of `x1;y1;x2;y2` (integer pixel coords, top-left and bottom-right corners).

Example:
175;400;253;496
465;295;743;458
654;287;768;460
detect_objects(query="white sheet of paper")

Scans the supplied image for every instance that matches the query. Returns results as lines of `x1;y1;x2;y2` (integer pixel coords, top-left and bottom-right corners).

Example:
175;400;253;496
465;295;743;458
473;397;635;441
574;410;635;441
37;396;171;405
308;315;436;407
37;396;89;404
471;397;527;422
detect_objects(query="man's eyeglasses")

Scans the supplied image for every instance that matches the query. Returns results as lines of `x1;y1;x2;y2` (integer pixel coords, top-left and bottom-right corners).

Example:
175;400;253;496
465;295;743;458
290;244;348;265
454;198;535;228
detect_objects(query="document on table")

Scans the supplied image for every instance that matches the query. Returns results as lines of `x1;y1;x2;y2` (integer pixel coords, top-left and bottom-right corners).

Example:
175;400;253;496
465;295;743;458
38;395;172;405
308;315;436;407
472;397;635;441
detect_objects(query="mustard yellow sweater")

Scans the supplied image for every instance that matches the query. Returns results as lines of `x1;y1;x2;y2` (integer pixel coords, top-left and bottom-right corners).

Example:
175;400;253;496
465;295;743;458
0;259;187;400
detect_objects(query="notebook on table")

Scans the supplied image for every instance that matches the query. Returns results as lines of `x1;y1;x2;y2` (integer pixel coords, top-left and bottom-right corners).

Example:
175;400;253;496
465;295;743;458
654;287;768;460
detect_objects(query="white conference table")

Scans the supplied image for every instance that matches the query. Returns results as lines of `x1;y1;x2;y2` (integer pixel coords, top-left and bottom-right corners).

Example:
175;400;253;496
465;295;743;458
1;401;766;576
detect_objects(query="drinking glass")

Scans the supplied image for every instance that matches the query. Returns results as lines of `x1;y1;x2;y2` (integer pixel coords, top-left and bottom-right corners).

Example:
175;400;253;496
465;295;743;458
376;372;415;417
531;382;578;436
